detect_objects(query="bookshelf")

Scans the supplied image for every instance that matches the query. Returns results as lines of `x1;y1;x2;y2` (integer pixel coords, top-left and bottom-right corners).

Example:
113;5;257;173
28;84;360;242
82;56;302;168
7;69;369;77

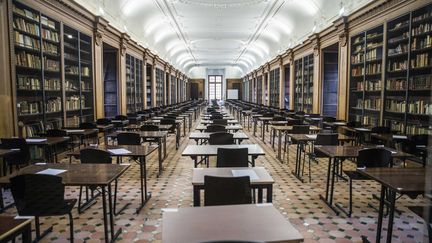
155;68;164;106
171;75;176;104
64;25;94;126
269;68;280;108
293;54;314;112
348;25;383;127
322;49;338;117
284;65;290;109
13;1;62;129
146;63;152;108
256;75;262;104
125;54;143;113
103;48;118;117
384;4;432;135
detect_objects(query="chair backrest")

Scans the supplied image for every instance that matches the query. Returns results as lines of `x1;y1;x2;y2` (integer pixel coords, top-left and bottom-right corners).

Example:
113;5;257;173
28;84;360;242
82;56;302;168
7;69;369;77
0;138;30;166
160;119;176;125
79;122;97;129
315;133;339;146
205;125;227;133
371;126;391;134
213;119;228;125
287;119;302;126
10;174;65;216
96;118;111;125
216;148;248;167
411;134;429;146
140;124;159;131
80;148;112;164
295;111;305;115
263;113;274;117
346;121;361;127
117;132;141;145
273;117;286;121
308;113;321;118
46;129;67;137
115;115;128;121
322;116;336;123
211;115;224;120
204;176;252;206
292;125;310;134
209;132;234;145
399;140;418;155
357;148;392;168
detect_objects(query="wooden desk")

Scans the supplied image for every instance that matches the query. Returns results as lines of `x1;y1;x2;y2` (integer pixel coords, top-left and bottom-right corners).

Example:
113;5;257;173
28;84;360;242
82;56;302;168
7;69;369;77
0;149;19;157
195;124;243;132
370;133;408;147
182;144;265;167
107;131;168;162
358;168;425;243
0;216;32;243
191;167;274;206
144;120;182;147
0;164;129;243
26;137;71;163
270;125;321;161
162;204;303;243
189;132;248;144
257;117;277;143
314;145;414;216
123;124;172;131
68;144;157;213
200;119;239;125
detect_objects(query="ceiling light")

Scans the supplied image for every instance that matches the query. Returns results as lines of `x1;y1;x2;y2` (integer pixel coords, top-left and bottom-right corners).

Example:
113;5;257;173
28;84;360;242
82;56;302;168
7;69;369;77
312;22;317;33
67;34;73;39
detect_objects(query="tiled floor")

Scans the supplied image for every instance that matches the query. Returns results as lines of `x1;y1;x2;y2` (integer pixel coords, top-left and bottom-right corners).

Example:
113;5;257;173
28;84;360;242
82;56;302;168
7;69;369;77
1;114;429;243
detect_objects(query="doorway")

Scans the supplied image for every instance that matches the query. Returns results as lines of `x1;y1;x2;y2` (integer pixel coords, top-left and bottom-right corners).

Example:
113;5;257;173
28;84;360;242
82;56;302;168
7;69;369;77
322;43;339;117
208;75;223;101
103;43;118;117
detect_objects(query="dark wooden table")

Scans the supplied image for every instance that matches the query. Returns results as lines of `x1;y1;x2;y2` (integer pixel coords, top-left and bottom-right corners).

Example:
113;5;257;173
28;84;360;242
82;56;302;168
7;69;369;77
144;120;181;148
26;137;71;163
0;216;32;243
107;131;168;163
0;163;129;243
314;145;415;216
67;144;158;213
195;124;243;133
357;167;425;243
123;124;172;131
0;149;19;157
162;204;303;243
189;132;248;144
182;144;265;167
191;167;274;206
286;134;355;182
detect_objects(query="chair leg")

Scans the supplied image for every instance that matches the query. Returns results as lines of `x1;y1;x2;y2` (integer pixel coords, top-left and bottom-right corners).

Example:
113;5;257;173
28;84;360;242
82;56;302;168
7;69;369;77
308;157;312;183
78;186;83;213
68;212;74;243
349;178;353;217
35;216;41;239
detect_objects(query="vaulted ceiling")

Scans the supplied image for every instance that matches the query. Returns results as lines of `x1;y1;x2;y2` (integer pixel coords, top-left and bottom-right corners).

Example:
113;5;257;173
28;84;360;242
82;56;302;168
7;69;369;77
73;0;372;77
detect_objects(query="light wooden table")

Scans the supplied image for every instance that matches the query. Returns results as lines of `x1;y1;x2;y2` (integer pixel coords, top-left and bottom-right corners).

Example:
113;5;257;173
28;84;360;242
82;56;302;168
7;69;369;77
162;204;303;243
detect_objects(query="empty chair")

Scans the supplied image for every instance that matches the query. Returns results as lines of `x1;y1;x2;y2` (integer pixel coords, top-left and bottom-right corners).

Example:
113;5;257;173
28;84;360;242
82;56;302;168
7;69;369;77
0;138;31;175
209;132;234;145
398;139;425;166
205;124;227;133
368;126;392;145
204;176;252;206
342;148;392;217
117;132;141;145
79;122;97;129
213;119;228;125
306;133;339;182
216;148;248;167
96;118;112;125
10;174;76;242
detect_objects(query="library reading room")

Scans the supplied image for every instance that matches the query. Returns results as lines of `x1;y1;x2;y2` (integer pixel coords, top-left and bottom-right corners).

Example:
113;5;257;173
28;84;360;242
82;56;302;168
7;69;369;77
0;0;431;242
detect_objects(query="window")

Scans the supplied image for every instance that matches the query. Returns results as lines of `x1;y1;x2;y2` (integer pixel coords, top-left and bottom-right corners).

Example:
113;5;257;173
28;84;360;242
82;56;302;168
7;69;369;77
208;75;222;100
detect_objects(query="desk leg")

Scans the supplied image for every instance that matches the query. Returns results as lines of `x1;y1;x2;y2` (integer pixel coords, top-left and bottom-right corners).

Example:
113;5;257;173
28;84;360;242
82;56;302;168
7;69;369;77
278;130;282;161
107;185;122;241
183;120;186;137
22;223;32;243
137;156;151;214
158;138;163;176
101;187;109;243
253;119;257;137
261;122;265;143
319;157;340;215
386;189;396;243
164;136;167;159
193;186;200;206
258;188;263;203
266;185;273;203
376;185;386;243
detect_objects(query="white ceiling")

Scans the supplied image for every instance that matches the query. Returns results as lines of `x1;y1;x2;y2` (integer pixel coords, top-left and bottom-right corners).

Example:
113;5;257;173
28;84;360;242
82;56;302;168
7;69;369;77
73;0;372;77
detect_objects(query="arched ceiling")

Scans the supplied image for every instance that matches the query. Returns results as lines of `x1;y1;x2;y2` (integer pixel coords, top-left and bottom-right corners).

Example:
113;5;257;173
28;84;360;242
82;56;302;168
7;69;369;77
73;0;373;77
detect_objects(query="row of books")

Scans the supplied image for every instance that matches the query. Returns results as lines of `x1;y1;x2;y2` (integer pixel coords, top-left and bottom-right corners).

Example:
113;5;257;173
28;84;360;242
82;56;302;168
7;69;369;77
408;99;432;115
406;125;432;135
410;75;431;90
411;53;430;68
352;36;364;45
355;80;382;91
18;100;40;115
390;20;409;32
388;44;408;56
386;99;406;112
364;98;381;110
17;76;40;90
363;115;379;126
45;78;61;90
388;60;408;71
412;23;431;36
65;95;85;111
45;97;61;113
66;116;80;127
44;57;59;71
386;78;406;90
13;18;39;36
413;10;432;22
411;36;431;50
13;5;39;22
351;53;364;64
14;31;39;50
40;16;56;30
385;120;404;133
365;63;381;75
366;41;383;49
365;48;381;60
41;28;59;42
16;52;41;68
388;32;409;43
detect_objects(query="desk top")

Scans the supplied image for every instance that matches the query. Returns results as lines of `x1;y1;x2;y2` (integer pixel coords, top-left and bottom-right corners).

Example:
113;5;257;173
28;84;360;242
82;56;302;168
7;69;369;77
67;144;158;157
97;124;114;131
0;149;19;157
64;129;98;136
189;132;248;140
123;124;172;131
271;125;321;131
314;145;414;159
182;144;265;156
162;204;303;243
111;120;129;125
107;131;168;138
288;133;355;142
370;133;409;141
195;125;243;131
357;167;425;193
0;163;129;186
26;136;70;145
0;216;32;241
192;167;274;185
201;120;239;124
